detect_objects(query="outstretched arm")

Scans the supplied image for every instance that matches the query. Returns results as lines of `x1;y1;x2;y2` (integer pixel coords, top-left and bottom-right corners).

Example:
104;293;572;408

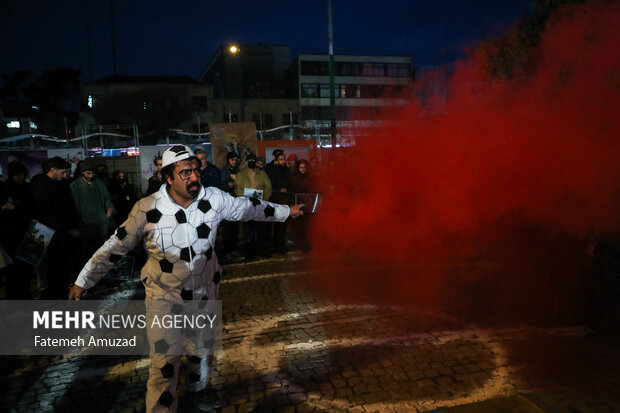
68;201;145;300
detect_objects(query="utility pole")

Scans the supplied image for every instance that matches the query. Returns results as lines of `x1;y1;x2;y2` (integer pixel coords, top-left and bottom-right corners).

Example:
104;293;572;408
328;0;336;147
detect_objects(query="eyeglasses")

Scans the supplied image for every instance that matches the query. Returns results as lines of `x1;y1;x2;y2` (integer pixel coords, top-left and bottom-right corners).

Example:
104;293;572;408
177;168;201;181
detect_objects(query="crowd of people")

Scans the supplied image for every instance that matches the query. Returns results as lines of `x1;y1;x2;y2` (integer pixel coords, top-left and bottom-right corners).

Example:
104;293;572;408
0;148;323;299
0;156;139;299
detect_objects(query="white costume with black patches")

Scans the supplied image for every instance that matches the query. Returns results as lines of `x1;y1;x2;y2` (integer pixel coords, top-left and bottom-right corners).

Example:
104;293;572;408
75;184;289;413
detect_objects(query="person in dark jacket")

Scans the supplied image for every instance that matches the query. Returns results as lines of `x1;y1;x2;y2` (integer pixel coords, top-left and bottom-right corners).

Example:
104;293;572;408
266;150;291;254
0;160;35;298
195;149;221;188
145;156;163;196
110;170;138;225
31;157;81;298
290;159;314;252
219;152;240;259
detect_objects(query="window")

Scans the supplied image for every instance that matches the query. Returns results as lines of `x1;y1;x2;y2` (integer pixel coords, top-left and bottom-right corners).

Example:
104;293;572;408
387;63;409;77
319;84;331;98
192;96;208;109
362;63;385;76
301;84;319;98
319;61;330;75
336;62;359;76
340;84;358;98
360;85;384;98
301;61;320;75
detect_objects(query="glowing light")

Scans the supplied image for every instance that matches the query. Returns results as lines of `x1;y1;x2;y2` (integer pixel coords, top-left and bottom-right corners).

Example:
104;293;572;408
6;121;20;128
88;95;93;109
30;122;37;130
229;45;240;54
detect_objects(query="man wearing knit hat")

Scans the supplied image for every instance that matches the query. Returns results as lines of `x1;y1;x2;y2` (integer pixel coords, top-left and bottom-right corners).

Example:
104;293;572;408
69;145;303;412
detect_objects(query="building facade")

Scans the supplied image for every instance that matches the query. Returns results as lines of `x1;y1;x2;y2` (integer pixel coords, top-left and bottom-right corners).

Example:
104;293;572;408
78;75;213;140
296;54;413;119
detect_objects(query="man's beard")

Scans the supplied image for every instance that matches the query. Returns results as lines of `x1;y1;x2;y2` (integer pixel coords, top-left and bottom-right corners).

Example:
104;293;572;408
187;182;200;197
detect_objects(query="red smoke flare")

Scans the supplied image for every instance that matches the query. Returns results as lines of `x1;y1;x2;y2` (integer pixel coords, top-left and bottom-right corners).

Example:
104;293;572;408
304;2;620;325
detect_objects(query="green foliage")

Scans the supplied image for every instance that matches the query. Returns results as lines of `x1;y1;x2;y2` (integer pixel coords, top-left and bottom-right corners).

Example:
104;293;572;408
482;0;591;79
0;68;81;138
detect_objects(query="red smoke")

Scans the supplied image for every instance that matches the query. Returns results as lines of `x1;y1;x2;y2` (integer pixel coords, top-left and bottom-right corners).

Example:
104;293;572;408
304;2;620;324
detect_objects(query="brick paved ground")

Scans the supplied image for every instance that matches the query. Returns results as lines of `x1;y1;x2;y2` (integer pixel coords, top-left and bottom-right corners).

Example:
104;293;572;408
2;254;620;412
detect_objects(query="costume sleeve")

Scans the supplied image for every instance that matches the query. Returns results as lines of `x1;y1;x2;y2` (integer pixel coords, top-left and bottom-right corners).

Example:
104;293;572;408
74;201;146;289
216;188;289;223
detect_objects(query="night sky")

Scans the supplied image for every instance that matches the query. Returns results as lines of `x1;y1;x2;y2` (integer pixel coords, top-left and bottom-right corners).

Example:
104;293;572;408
1;0;532;82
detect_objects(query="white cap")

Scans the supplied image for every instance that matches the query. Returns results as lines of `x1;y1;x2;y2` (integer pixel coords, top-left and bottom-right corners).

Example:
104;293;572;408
161;145;196;168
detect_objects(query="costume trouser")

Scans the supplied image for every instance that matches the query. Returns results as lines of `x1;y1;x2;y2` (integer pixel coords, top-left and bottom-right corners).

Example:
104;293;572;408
146;353;210;413
144;300;213;413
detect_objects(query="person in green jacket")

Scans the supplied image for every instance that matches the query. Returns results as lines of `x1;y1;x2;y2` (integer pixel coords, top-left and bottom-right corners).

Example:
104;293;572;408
233;154;272;260
70;159;115;265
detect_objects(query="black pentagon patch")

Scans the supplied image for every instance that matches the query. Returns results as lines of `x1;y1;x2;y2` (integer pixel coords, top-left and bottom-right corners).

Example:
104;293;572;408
185;328;197;338
170;145;186;154
154;339;169;354
161;363;175;379
159;258;173;273
189;372;201;383
146;209;162;223
181;289;193;301
197;200;212;213
159;390;174;407
175;209;187;224
180;246;195;263
264;205;275;217
250;197;261;206
171;304;183;315
198;296;208;309
189;355;202;364
204;247;213;260
115;226;127;240
197;223;210;239
213;271;221;285
109;254;122;264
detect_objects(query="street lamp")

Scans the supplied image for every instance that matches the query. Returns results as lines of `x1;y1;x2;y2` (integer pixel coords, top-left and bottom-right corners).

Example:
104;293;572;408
228;44;244;121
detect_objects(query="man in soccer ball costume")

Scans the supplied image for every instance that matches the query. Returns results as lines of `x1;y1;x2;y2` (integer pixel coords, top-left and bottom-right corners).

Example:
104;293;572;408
68;145;303;412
